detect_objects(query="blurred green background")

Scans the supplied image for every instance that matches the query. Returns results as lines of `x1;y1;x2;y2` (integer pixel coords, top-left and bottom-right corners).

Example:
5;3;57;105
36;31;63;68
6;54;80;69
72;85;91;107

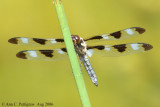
0;0;160;107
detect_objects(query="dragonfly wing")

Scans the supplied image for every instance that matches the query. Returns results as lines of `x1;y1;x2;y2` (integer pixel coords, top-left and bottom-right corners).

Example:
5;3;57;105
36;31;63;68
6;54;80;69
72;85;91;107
8;37;64;46
16;48;68;61
87;43;153;57
85;27;145;41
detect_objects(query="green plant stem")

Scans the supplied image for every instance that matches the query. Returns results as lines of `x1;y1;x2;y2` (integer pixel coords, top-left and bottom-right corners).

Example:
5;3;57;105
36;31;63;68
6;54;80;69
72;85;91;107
53;0;91;107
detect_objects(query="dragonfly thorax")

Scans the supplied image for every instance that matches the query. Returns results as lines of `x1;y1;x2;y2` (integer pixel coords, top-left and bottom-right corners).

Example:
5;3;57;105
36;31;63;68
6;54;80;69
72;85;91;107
71;35;87;55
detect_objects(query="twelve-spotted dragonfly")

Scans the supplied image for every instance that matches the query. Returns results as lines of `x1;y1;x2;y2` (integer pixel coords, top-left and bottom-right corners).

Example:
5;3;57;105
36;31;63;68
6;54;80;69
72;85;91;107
8;27;153;86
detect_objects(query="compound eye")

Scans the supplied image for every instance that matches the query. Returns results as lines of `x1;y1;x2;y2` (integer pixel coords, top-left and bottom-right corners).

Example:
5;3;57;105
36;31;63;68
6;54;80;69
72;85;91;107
71;36;75;40
76;37;78;40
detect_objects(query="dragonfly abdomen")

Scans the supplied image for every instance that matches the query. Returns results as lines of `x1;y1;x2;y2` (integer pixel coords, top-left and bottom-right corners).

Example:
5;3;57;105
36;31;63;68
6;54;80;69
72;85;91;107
80;55;98;86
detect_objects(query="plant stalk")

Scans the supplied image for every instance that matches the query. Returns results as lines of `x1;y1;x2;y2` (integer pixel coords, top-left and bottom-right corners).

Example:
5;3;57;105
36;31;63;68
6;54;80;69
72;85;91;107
53;0;91;107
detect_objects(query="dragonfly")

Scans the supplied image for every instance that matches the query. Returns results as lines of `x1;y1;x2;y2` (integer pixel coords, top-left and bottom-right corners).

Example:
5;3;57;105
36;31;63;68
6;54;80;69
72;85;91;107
8;27;153;86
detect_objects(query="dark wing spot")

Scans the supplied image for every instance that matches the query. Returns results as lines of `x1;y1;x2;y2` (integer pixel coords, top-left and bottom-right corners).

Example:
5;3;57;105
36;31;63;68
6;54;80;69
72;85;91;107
94;46;105;50
110;31;121;39
39;50;54;57
8;38;18;44
55;39;64;42
113;44;126;52
84;36;103;41
135;27;145;34
16;51;27;59
87;45;105;50
141;43;153;51
33;38;47;45
61;48;67;52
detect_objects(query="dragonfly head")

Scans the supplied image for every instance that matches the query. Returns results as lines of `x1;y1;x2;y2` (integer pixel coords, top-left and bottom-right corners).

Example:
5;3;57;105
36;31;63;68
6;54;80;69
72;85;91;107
71;35;80;45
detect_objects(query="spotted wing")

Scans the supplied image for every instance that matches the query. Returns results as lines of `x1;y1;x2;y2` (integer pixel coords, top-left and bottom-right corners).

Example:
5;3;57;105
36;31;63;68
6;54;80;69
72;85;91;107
16;48;67;61
85;27;145;41
8;37;64;46
87;43;153;57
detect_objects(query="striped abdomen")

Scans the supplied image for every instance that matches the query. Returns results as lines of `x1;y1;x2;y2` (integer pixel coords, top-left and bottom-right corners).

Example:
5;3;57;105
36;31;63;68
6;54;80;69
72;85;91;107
79;55;98;86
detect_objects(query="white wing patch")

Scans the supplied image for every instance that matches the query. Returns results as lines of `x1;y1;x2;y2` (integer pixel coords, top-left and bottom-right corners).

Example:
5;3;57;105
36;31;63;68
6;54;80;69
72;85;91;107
87;50;94;57
105;47;110;51
125;29;134;35
20;38;28;44
50;39;57;44
58;50;65;54
28;51;37;57
130;44;140;50
102;34;109;39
